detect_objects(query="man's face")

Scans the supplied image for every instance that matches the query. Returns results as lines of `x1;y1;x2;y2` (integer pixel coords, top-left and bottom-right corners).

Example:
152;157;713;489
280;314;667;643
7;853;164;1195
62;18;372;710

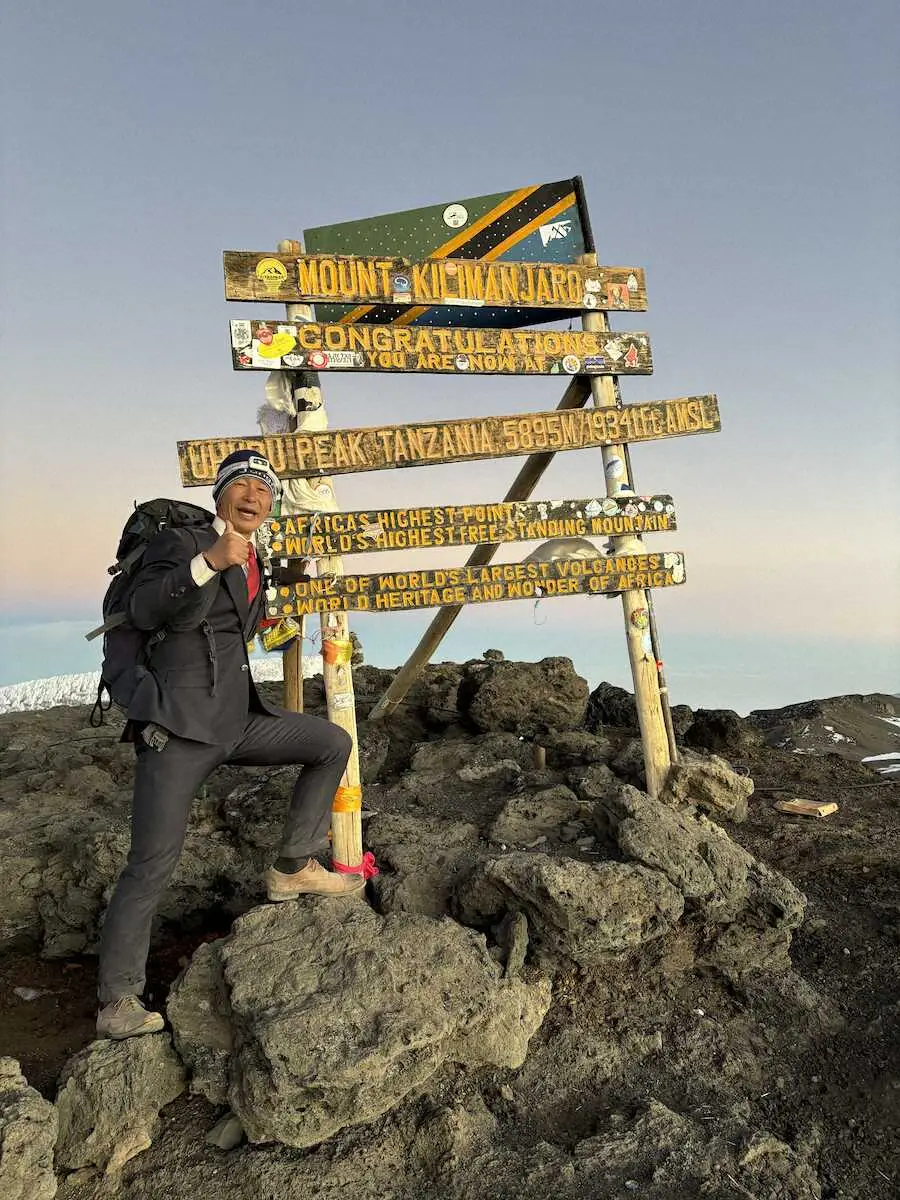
216;476;273;535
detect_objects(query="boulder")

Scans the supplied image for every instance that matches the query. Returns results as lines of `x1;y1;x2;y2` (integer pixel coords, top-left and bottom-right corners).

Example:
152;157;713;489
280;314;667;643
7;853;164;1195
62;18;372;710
166;940;233;1106
489;786;589;846
385;733;530;826
610;738;647;786
0;1057;58;1200
365;813;481;918
584;681;638;730
702;859;806;980
38;819;254;959
661;752;754;823
55;1035;185;1174
541;729;613;767
456;853;684;968
600;783;752;919
670;703;695;739
568;761;620;803
356;721;390;784
684;708;762;755
462;657;589;736
169;902;550;1149
596;782;806;976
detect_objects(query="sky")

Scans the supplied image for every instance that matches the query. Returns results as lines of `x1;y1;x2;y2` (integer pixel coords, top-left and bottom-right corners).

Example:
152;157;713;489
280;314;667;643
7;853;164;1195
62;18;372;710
1;0;898;711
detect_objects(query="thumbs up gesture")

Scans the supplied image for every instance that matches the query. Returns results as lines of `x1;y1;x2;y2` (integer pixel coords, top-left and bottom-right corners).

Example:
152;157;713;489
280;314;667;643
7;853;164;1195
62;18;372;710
204;520;251;572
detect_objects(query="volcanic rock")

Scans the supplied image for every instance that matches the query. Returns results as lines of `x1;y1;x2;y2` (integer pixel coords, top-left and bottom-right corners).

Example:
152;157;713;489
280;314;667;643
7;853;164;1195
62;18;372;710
0;1057;58;1200
456;852;684;969
55;1034;184;1173
684;707;763;755
661;751;754;822
488;786;589;846
168;901;550;1149
365;812;481;918
585;680;638;730
462;657;589;736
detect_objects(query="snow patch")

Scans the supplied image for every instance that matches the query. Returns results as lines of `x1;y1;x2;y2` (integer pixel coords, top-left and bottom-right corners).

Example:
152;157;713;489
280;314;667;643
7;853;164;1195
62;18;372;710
0;657;324;715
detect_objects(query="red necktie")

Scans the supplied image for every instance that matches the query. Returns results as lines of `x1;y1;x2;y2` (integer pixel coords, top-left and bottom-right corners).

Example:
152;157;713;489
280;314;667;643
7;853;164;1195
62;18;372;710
246;551;260;603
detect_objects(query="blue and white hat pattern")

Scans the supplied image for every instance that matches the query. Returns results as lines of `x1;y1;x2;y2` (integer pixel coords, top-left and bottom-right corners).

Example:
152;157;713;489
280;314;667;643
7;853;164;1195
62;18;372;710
212;450;281;505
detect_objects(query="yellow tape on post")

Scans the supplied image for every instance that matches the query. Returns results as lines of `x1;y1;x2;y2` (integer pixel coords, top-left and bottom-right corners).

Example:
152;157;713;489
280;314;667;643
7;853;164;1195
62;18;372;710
333;784;363;813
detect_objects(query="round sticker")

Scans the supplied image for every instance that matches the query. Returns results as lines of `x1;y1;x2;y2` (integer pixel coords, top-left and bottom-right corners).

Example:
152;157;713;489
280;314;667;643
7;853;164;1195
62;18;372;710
601;498;619;516
455;354;470;371
256;332;297;359
392;273;411;291
562;354;581;374
631;608;650;630
442;203;468;228
255;258;287;286
307;350;328;369
582;292;597;309
257;326;274;345
282;353;304;368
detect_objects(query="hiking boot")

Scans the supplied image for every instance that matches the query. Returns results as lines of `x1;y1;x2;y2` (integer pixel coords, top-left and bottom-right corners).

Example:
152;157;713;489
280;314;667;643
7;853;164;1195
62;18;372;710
96;995;165;1040
264;857;366;901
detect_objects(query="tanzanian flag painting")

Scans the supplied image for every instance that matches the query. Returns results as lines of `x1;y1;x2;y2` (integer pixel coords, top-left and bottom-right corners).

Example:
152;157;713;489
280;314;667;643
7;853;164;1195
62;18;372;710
303;178;588;329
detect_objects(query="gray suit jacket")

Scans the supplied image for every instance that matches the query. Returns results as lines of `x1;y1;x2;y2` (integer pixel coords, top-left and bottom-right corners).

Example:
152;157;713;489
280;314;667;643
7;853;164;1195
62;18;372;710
126;523;278;745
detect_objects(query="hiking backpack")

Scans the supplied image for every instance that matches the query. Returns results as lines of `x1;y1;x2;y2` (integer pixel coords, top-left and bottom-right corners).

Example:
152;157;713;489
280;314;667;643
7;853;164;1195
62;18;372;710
86;499;214;726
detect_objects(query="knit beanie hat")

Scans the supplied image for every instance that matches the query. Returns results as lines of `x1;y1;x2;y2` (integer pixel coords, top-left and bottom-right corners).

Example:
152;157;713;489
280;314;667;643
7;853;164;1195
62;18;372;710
212;450;281;506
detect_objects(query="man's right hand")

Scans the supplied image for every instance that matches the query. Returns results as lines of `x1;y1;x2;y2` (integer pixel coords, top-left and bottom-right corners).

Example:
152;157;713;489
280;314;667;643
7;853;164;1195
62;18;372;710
203;520;250;572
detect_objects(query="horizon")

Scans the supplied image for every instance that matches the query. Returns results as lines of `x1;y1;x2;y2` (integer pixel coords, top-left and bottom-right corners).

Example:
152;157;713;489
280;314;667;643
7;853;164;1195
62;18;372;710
1;0;898;710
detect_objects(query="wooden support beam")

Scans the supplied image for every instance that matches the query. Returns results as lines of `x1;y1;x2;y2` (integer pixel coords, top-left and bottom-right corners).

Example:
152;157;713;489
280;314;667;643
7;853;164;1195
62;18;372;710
579;253;672;797
275;239;362;878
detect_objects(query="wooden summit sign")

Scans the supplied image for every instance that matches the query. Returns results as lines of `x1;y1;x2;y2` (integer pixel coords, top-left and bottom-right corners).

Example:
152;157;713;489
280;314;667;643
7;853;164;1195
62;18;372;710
266;552;687;617
260;495;677;558
178;396;720;486
225;252;648;312
230;320;652;376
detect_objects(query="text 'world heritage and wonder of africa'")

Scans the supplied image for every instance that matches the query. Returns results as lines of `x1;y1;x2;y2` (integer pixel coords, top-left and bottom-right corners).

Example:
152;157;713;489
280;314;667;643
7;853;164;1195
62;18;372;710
265;553;687;617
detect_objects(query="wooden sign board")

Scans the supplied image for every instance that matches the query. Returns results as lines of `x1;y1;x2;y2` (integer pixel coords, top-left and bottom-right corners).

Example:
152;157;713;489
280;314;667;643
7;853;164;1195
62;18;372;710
225;252;648;312
259;495;677;559
231;320;651;376
303;177;590;329
178;396;720;486
265;552;687;617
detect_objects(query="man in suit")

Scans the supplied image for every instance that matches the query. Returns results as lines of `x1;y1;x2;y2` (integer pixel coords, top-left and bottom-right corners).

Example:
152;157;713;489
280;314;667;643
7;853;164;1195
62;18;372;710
97;450;362;1040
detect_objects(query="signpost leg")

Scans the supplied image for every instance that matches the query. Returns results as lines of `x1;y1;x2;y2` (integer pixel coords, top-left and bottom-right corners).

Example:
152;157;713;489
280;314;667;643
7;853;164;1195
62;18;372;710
282;619;303;712
275;239;363;873
368;373;591;721
580;253;671;797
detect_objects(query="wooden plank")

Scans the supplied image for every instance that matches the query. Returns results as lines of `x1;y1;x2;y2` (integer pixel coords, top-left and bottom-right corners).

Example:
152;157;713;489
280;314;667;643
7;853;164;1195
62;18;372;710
177;396;720;487
225;251;648;312
230;320;651;376
259;495;677;560
265;552;687;618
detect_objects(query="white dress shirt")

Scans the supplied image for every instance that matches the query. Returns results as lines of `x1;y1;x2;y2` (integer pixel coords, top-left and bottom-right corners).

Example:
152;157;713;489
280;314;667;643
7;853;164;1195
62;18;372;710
190;516;256;587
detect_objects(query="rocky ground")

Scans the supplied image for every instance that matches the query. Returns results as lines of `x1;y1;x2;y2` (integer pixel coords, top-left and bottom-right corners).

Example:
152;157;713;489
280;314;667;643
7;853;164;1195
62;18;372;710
0;656;897;1200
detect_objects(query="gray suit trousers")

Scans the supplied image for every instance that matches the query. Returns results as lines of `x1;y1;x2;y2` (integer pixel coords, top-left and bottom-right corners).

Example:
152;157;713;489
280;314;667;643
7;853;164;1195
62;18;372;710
98;710;352;1004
